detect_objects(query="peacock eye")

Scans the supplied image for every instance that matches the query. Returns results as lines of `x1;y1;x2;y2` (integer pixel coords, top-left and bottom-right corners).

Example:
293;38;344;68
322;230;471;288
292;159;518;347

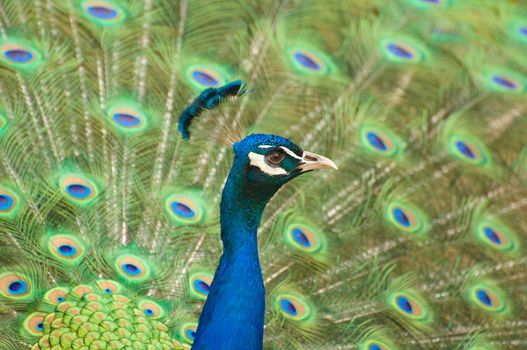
265;149;286;165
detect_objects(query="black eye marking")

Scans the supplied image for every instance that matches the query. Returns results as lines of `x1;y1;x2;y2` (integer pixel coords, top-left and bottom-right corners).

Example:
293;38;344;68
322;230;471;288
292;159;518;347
265;148;286;166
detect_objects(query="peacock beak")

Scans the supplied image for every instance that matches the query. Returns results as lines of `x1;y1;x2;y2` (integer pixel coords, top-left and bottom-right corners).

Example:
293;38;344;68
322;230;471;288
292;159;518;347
297;151;338;172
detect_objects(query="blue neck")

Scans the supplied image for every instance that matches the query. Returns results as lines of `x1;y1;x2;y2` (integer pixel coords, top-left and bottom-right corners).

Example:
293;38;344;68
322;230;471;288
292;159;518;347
192;168;277;350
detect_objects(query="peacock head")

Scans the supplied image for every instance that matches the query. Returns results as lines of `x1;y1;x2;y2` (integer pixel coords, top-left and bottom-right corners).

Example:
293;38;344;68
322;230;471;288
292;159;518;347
230;134;337;192
178;81;337;198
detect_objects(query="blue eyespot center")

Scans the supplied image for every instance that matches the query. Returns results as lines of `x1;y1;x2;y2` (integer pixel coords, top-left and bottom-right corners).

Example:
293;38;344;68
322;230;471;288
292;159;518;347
57;296;65;303
387;43;413;59
292;228;311;247
393;208;410;227
280;299;298;316
396;296;413;314
194;279;210;294
144;308;154;316
369;345;382;350
0;194;14;210
367;132;387;151
455;141;476;159
122;263;140;275
476;289;493;306
421;0;440;3
492;75;517;90
520;27;527;36
104;288;112;294
113;113;141;127
66;184;92;199
8;280;27;295
294;52;321;71
36;322;44;331
58;244;77;256
483;227;502;245
4;49;33;63
192;70;218;86
87;6;117;19
171;202;195;219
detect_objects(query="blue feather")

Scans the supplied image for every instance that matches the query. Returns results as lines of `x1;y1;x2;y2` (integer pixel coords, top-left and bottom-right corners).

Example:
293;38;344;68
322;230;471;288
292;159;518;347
178;80;247;139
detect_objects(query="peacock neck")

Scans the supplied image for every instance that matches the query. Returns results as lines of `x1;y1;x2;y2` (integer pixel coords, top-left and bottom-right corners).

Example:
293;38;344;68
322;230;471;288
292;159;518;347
192;169;277;350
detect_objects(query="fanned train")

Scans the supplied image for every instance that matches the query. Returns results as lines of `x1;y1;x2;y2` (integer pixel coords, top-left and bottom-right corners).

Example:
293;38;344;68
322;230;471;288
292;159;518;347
0;0;526;349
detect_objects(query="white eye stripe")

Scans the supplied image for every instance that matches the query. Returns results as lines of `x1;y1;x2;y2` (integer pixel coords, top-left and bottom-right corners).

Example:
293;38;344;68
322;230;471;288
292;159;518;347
248;152;287;176
279;146;303;160
257;145;303;160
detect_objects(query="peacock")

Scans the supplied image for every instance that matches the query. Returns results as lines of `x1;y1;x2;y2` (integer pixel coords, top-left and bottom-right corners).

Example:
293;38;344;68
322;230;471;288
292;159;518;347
0;0;526;349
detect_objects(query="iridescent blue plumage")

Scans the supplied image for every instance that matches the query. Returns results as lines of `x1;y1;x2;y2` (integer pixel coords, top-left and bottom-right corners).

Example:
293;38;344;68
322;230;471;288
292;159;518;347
178;91;336;349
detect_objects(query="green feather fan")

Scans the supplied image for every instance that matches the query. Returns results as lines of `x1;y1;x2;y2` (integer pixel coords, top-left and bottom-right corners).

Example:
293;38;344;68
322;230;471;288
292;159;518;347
0;0;526;349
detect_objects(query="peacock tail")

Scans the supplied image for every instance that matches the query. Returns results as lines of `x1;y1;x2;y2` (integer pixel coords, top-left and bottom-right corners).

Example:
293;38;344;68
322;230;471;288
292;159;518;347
0;0;526;349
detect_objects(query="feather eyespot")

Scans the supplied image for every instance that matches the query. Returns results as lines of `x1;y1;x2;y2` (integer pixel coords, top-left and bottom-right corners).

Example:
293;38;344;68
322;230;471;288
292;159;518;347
455;141;477;159
492;75;518;90
276;294;311;321
96;280;121;295
386;202;427;234
189;273;213;299
81;1;125;25
293;51;322;71
22;312;47;337
46;234;85;264
0;188;18;216
43;287;68;305
0;42;40;69
363;341;391;350
185;64;227;90
138;300;165;319
449;135;490;166
488;73;524;93
483;68;526;93
60;175;98;205
166;195;203;224
112;108;144;128
113;113;140;127
367;132;387;151
115;255;151;282
476;221;517;252
360;127;399;157
181;323;198;344
468;284;507;313
192;70;219;86
87;5;117;19
287;47;330;75
105;103;149;134
0;273;32;299
387;43;414;59
285;224;323;253
389;292;430;321
5;49;33;63
381;37;425;63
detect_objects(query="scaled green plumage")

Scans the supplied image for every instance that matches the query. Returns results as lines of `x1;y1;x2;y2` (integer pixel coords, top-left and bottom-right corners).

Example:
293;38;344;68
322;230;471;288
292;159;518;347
0;0;526;349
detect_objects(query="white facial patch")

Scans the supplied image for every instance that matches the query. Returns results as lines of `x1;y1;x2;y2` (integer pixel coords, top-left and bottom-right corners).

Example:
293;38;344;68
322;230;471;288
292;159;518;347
248;152;288;176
